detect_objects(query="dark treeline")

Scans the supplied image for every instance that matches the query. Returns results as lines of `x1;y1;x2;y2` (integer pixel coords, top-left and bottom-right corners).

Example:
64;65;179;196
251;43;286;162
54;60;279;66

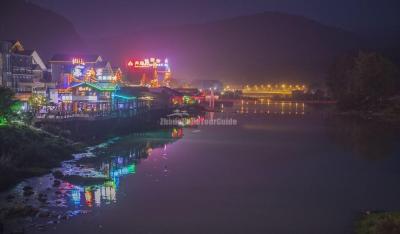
327;51;400;112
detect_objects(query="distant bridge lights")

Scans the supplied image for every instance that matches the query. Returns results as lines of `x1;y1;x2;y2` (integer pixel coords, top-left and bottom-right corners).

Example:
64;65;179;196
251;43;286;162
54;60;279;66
242;83;307;97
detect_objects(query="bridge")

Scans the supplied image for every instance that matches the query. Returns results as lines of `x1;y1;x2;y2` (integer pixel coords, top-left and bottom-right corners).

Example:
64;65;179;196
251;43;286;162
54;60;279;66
241;84;306;98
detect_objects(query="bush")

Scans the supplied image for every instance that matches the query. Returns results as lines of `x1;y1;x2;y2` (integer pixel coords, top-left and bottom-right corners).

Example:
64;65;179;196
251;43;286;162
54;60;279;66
0;125;77;190
356;212;400;234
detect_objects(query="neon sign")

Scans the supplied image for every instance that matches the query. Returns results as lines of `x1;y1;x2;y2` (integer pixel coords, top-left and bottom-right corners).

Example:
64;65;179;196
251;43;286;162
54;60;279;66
127;58;169;69
73;65;84;77
72;58;85;65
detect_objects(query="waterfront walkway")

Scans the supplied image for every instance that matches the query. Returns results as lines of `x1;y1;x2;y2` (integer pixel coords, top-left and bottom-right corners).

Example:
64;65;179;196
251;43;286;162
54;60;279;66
35;109;153;122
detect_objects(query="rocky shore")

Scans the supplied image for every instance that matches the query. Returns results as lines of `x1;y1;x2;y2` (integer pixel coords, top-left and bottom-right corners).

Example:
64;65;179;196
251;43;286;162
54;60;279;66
0;125;82;191
0;108;178;191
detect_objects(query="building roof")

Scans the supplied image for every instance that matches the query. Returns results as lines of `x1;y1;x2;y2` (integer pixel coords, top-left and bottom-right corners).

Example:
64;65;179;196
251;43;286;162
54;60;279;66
150;87;183;97
58;81;119;92
14;49;34;56
9;40;24;52
115;86;153;99
2;46;46;70
0;40;24;53
6;40;19;44
32;64;42;70
31;50;47;70
49;54;102;63
86;82;119;91
94;61;113;72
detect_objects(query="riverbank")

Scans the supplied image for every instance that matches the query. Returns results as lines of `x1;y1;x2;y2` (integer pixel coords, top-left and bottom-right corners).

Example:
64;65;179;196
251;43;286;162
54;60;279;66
336;109;400;126
0;124;82;191
0;107;202;191
329;99;400;126
356;211;400;234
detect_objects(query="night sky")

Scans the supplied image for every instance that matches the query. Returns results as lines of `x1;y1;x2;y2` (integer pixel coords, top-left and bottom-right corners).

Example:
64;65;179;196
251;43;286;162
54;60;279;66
31;0;400;40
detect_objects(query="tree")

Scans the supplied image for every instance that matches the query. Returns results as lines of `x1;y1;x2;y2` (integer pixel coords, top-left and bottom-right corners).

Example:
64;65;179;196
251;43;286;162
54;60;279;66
327;51;400;110
28;94;47;116
0;87;20;125
326;53;354;101
351;52;398;105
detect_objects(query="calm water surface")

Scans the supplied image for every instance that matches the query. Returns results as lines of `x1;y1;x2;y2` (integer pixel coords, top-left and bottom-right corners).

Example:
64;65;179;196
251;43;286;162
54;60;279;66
2;102;400;234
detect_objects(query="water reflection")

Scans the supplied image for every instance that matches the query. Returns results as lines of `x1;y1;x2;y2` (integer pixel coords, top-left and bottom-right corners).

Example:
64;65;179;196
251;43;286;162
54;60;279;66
326;116;398;160
236;100;306;115
0;128;183;231
60;128;183;208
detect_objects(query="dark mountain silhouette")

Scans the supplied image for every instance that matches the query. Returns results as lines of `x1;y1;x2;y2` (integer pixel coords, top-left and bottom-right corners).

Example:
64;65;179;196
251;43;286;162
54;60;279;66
0;3;367;85
94;12;364;84
0;0;85;61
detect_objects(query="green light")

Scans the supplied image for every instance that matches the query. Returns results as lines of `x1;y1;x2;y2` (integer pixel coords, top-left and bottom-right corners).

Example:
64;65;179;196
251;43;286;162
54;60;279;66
85;82;119;92
0;116;7;126
127;164;136;174
113;94;136;100
103;180;116;188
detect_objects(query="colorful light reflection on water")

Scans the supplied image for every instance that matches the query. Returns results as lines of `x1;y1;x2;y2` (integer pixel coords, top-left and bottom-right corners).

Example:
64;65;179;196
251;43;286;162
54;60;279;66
61;130;179;208
0;128;183;232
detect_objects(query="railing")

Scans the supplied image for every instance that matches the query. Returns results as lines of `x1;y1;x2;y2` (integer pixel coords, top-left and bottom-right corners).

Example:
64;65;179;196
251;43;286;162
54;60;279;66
35;108;152;121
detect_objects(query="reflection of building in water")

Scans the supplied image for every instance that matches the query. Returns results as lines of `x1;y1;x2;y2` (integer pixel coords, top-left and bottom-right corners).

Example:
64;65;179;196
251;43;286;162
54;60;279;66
93;182;116;206
84;158;137;207
69;181;118;207
171;128;183;138
108;159;136;189
84;189;93;207
71;187;82;206
68;156;136;207
65;129;182;208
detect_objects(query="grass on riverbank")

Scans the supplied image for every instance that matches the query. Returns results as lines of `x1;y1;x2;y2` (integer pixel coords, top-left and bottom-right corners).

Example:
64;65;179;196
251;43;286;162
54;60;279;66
0;124;82;190
356;212;400;234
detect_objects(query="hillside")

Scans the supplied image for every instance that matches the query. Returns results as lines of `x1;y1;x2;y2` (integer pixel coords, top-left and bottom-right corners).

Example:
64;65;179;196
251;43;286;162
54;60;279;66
93;12;364;84
0;0;85;61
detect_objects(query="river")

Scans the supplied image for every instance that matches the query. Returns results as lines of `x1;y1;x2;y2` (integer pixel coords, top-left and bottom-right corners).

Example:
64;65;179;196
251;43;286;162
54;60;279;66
1;101;400;234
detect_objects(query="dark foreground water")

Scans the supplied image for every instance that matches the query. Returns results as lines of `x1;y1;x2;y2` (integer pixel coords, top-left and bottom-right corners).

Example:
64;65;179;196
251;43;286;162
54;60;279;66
1;102;400;234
